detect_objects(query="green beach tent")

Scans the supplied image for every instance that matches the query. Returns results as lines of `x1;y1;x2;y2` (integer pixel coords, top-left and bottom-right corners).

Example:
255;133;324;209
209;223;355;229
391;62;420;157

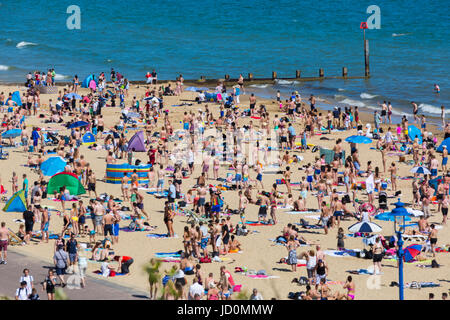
47;172;86;196
3;190;27;212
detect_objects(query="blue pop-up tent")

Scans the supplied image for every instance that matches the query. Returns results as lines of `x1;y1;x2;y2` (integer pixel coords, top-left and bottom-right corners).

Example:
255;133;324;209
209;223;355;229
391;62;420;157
40;156;67;176
5;91;22;107
81;75;96;88
408;125;422;144
437;137;450;153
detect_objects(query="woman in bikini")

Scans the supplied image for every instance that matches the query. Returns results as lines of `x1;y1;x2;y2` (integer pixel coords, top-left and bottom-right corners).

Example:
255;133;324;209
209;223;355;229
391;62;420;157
334;276;356;300
163;202;175;237
182;226;192;256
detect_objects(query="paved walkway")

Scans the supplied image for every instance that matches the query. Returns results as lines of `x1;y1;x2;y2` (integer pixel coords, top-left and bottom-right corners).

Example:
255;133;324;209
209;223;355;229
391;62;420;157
0;251;149;300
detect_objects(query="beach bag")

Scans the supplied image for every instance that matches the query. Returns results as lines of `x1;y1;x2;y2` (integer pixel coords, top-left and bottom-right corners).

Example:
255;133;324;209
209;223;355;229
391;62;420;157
298;276;309;285
199;256;211;263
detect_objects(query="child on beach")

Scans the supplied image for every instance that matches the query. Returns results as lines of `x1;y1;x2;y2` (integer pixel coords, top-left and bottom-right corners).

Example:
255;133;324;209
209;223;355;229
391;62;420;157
337;228;346;250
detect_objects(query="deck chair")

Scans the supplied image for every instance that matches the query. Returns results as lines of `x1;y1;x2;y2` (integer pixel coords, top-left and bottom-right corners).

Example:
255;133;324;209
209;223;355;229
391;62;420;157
8;228;24;246
0;146;9;160
185;209;209;224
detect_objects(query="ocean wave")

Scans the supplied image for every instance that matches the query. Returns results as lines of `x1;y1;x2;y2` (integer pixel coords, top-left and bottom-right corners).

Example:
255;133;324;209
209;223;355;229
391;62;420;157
0;65;10;71
360;93;378;99
392;33;411;37
249;84;269;88
334;94;346;99
338;88;346;91
54;73;70;80
275;79;299;85
16;41;38;48
418;103;448;115
340;98;365;108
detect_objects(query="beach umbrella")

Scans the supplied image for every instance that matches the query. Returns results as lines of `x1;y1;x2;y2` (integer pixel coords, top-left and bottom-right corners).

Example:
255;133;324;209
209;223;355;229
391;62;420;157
1;129;22;139
40;156;67;176
408;125;422;144
68;121;89;129
345;135;372;144
403;244;422;262
410;166;431;175
64;93;82;100
143;96;155;101
375;212;412;222
348;221;382;233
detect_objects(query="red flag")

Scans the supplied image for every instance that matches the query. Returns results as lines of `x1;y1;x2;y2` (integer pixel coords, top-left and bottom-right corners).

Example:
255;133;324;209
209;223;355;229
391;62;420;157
360;22;368;29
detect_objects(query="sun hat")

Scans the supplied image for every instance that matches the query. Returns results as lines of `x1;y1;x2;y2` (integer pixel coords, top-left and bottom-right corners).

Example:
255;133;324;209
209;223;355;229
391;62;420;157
174;270;185;279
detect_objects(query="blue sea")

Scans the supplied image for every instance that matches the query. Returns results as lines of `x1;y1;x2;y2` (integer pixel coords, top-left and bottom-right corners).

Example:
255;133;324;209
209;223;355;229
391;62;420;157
0;0;448;120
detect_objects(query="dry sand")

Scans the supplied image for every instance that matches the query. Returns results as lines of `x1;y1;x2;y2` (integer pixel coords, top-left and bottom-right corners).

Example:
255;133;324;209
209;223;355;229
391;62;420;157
1;82;449;300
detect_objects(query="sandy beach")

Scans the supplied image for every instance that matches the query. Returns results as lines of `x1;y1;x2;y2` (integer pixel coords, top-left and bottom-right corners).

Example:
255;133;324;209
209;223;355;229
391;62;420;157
1;81;448;301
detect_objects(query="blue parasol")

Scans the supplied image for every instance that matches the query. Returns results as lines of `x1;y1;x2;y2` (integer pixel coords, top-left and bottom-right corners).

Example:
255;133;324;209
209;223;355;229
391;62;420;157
345;135;372;144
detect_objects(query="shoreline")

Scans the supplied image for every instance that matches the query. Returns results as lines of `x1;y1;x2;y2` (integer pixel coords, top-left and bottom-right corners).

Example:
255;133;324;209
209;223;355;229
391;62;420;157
2;81;444;137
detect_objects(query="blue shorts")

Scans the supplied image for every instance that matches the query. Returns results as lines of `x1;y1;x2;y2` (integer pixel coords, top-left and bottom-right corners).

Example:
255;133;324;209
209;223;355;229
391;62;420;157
212;205;221;212
256;174;262;181
183;123;189;130
314;169;321;175
42;222;49;232
113;223;119;236
333;211;343;217
431;168;438;176
198;197;206;207
307;175;313;183
235;174;242;182
443;157;448;166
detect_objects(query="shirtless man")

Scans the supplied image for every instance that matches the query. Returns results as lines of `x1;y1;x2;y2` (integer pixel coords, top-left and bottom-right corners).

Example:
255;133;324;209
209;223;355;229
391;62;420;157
197;184;207;217
40;208;49;243
331;197;344;228
238;191;248;224
93;200;105;236
320;201;331;235
133;188;149;220
0;222;9;264
428;224;438;257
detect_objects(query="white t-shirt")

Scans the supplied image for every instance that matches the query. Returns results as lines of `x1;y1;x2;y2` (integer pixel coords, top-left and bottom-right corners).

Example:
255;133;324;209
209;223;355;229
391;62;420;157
16;287;30;300
188;282;204;300
20;275;34;292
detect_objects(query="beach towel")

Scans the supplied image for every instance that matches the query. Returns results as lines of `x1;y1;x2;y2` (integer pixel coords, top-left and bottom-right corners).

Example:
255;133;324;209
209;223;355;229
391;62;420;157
93;270;126;277
246;274;280;279
284;210;319;215
155;251;182;258
146;233;178;239
245;221;273;226
324;249;361;258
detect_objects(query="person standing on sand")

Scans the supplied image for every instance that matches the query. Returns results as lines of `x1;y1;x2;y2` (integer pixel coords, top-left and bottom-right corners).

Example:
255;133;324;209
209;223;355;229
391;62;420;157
441;145;448;172
286;235;300;272
428;224;438;257
411;101;418;123
320;201;331;235
0;222;8;264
